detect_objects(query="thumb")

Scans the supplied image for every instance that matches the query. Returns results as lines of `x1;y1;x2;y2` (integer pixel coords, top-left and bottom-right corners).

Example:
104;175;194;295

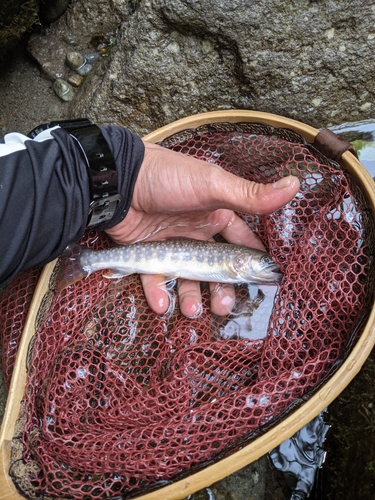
212;170;301;215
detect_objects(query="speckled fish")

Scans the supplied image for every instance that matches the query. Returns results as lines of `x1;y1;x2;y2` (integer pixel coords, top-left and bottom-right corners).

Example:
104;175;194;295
58;239;282;290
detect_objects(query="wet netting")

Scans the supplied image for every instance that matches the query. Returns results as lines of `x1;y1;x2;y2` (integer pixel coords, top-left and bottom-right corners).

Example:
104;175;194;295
0;267;42;390
1;122;375;499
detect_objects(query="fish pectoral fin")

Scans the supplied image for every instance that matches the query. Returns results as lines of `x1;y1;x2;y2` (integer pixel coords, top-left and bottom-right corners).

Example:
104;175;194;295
103;270;135;279
224;260;241;281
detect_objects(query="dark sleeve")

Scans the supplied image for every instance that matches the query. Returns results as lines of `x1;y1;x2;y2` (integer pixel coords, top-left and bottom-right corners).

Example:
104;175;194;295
99;126;144;229
0;125;144;287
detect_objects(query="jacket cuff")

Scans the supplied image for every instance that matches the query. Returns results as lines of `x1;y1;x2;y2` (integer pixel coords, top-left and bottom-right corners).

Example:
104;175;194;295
98;126;145;230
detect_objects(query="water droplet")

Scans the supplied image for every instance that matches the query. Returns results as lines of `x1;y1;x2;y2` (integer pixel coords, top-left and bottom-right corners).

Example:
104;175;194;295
345;211;354;222
328;280;339;292
259;394;270;406
246;396;256;408
77;367;87;378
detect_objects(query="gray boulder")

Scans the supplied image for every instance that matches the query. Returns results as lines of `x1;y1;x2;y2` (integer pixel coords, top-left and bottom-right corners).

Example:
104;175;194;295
29;0;375;134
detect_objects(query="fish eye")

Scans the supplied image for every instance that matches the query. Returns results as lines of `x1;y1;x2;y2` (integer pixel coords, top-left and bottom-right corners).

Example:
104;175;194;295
260;255;273;266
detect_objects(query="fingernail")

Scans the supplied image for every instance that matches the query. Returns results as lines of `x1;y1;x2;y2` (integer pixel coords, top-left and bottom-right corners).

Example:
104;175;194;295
216;286;235;310
186;302;203;319
273;176;292;189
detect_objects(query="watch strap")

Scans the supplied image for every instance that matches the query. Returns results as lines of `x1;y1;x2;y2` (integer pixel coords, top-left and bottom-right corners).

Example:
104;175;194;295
28;119;122;227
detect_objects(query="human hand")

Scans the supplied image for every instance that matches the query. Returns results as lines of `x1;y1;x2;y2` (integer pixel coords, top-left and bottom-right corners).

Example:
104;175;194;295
105;141;300;317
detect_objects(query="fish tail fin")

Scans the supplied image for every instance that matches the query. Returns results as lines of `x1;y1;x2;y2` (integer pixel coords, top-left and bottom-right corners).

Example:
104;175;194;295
54;243;89;292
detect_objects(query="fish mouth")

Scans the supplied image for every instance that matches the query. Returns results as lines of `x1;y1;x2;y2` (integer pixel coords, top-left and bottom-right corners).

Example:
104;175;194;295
263;263;283;283
271;271;283;282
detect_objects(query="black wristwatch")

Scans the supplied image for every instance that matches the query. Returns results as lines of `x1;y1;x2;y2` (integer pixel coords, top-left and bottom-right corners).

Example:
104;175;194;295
28;119;122;227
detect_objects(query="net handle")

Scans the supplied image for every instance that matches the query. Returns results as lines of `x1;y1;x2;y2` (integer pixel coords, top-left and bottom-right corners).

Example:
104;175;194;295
313;128;358;161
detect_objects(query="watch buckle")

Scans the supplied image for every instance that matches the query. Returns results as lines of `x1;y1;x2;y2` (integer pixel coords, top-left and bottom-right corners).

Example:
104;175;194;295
88;194;122;227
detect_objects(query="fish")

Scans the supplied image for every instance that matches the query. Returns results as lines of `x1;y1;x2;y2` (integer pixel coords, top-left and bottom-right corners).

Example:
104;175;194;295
57;239;282;290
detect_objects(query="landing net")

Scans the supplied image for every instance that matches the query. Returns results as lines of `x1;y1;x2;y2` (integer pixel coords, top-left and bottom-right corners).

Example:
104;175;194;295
1;122;374;499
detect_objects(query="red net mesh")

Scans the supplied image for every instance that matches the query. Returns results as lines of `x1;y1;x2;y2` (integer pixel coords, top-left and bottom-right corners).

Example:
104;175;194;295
2;122;374;499
0;267;42;390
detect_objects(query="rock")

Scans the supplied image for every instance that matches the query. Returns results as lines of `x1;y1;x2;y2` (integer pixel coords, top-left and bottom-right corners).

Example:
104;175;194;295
26;0;124;83
62;33;78;46
66;51;85;70
77;63;93;76
68;74;84;87
82;52;100;64
53;78;74;101
68;0;375;134
39;0;70;24
62;0;125;46
28;34;70;80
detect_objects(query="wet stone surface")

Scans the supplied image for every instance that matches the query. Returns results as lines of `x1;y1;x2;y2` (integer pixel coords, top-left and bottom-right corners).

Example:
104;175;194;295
10;0;375;135
70;0;375;135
